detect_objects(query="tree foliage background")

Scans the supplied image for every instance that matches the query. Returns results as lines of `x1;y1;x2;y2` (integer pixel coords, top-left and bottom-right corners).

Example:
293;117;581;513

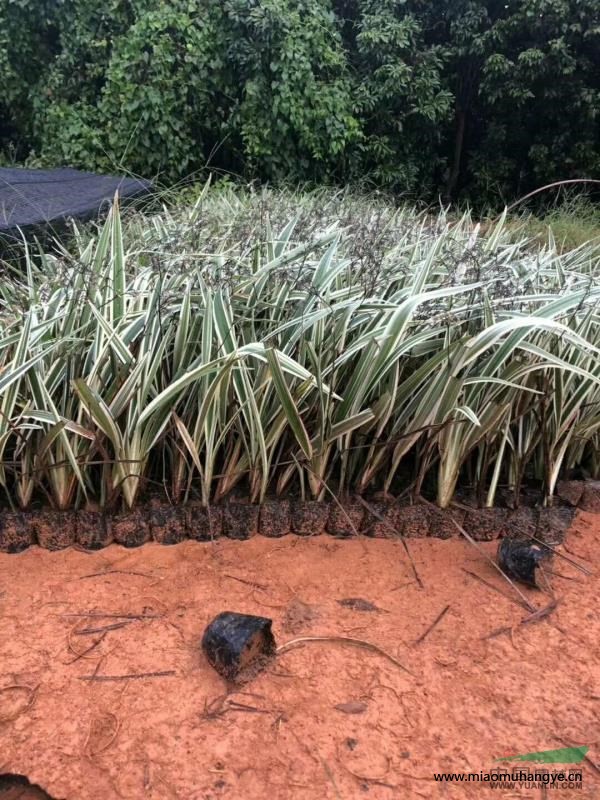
1;0;598;203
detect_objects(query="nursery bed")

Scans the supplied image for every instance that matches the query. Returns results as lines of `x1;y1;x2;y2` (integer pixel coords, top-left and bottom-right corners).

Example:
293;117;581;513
0;511;598;799
2;478;598;553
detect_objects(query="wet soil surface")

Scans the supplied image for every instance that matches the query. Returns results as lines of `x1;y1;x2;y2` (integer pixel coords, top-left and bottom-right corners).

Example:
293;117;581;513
0;514;598;799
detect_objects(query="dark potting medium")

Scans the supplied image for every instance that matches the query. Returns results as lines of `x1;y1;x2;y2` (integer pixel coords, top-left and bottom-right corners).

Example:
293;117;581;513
396;504;430;538
291;500;330;536
259;500;291;538
201;611;276;682
187;504;223;541
497;537;551;587
556;480;585;507
149;506;187;545
327;502;365;537
463;508;509;542
361;500;394;538
429;507;465;539
579;481;600;513
537;507;576;545
31;511;77;550
0;512;33;553
222;504;260;540
76;510;113;550
507;507;537;538
0;488;587;554
111;510;151;548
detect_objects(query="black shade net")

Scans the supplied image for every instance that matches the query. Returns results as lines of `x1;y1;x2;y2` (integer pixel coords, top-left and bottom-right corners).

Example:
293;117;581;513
0;167;152;236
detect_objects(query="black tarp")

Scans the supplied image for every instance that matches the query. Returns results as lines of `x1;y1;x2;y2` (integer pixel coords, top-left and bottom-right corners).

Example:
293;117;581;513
0;167;152;236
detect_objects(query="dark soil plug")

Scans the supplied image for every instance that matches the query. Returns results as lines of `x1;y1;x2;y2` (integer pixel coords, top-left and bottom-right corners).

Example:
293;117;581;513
222;503;259;540
507;507;537;539
0;512;33;553
429;507;465;539
536;507;575;545
202;611;276;682
111;510;150;548
259;500;290;538
494;488;517;509
556;480;585;507
291;501;330;536
187;504;223;541
464;509;508;541
361;500;393;538
327;502;364;537
579;481;600;513
0;774;56;799
32;511;77;550
396;504;430;538
497;537;551;587
150;506;186;545
76;510;112;550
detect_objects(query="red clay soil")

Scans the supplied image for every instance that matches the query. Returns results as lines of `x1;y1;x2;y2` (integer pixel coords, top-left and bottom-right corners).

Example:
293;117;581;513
0;513;598;800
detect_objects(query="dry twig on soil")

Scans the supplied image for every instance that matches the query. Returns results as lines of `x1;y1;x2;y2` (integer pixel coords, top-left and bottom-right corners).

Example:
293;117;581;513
226;700;272;714
80;671;176;682
483;599;559;640
461;568;530;610
521;598;559;625
452;519;537;612
66;622;109;664
400;538;424;590
60;612;162;620
0;683;39;723
358;497;424;588
276;635;414;677
75;621;132;635
223;573;268;590
336;742;396;789
76;570;157;580
412;605;450;647
84;712;120;756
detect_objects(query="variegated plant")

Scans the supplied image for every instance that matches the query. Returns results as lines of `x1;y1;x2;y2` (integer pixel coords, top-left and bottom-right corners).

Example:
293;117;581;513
0;185;597;510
